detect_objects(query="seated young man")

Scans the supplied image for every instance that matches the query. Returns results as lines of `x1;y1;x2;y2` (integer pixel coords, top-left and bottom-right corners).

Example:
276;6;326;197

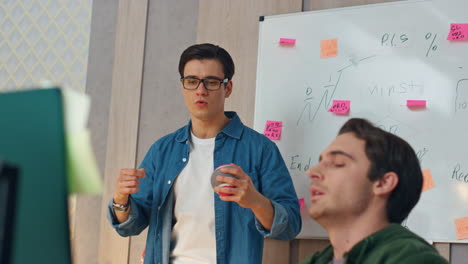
301;118;448;264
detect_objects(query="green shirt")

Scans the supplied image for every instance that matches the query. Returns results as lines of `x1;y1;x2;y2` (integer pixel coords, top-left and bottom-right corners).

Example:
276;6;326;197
300;224;448;264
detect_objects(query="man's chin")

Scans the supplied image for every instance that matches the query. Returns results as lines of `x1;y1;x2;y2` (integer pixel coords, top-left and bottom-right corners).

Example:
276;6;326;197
190;112;210;121
308;209;322;220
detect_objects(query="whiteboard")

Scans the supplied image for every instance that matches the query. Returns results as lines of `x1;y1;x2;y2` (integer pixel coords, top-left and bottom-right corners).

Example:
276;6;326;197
254;0;468;241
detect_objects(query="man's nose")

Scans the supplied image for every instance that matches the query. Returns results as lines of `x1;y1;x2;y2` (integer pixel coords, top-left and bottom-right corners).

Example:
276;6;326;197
196;80;209;94
306;166;323;181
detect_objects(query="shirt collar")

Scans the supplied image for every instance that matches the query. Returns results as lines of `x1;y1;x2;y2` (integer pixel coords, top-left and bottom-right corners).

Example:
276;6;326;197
175;111;243;143
344;224;404;261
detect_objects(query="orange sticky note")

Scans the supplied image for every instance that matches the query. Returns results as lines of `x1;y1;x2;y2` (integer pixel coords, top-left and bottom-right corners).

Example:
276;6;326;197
421;169;435;192
299;198;305;210
454;217;468;240
320;38;338;58
328;100;350;114
447;23;468;41
263;120;282;140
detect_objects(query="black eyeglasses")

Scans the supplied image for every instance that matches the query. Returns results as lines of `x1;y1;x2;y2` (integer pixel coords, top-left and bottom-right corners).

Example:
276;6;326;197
180;77;229;91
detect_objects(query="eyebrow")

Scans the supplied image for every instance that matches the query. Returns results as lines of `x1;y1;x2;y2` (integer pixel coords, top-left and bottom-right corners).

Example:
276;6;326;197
318;150;356;162
184;75;223;80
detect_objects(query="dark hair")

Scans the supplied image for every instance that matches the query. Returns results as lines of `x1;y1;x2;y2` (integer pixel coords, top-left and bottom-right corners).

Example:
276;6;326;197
178;43;235;80
338;118;422;224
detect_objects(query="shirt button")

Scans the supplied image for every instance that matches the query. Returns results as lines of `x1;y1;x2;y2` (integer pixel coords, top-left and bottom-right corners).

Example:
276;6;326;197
167;180;171;184
182;158;187;162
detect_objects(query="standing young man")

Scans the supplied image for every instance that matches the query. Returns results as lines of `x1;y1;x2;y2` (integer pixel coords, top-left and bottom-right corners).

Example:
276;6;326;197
108;43;301;264
301;118;447;264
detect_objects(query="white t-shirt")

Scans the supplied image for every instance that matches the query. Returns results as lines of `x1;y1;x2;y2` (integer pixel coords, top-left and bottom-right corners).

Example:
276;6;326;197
170;132;216;264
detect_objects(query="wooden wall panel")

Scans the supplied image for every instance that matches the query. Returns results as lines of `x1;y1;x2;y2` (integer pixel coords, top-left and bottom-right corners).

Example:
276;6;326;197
97;1;149;264
196;0;302;127
451;243;468;264
263;239;290;264
434;243;451;262
73;0;119;263
304;0;398;10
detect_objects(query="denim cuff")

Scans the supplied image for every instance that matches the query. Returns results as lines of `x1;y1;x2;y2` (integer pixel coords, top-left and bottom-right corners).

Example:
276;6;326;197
255;199;289;238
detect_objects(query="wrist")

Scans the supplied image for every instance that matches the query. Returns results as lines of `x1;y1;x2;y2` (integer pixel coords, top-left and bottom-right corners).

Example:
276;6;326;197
251;194;271;211
113;193;129;205
112;197;130;212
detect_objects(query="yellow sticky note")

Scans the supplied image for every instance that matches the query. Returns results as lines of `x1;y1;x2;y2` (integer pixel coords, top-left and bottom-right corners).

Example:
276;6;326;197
320;38;338;58
421;168;435;192
454;217;468;240
66;129;103;194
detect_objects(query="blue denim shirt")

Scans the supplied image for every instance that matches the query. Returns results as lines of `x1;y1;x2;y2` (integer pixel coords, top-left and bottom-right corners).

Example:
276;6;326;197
108;112;301;264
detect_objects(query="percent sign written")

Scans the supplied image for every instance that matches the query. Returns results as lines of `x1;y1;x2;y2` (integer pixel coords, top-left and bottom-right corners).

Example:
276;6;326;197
425;32;438;57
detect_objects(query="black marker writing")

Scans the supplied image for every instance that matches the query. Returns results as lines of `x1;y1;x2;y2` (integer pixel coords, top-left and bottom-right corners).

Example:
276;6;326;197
452;163;468;183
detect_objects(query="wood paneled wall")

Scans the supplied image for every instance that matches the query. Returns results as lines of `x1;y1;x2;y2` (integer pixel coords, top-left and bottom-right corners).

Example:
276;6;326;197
76;0;118;263
304;0;397;10
97;1;148;263
81;0;466;263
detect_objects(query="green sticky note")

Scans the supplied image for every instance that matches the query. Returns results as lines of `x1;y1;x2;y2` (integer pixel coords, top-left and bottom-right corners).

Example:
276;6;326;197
66;129;102;194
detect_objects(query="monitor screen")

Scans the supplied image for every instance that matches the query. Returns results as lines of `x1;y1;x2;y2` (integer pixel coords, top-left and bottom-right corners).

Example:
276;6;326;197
0;162;18;264
0;89;71;264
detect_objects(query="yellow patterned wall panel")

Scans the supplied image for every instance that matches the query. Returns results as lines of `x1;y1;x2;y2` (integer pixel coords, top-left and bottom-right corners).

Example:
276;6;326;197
0;0;92;92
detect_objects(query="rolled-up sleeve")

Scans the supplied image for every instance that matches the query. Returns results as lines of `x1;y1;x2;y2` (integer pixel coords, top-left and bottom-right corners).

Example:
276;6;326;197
107;196;150;237
107;143;157;237
255;141;302;240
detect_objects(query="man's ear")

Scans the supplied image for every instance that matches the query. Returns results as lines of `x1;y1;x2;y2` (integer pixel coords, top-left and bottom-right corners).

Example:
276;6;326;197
373;172;399;196
225;80;233;98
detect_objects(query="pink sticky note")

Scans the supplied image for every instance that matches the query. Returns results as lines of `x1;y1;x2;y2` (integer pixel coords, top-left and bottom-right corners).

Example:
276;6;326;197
328;100;350;114
454;217;468;240
279;38;296;45
263;120;283;140
421;169;435;192
447;24;468;41
299;198;305;210
407;100;426;107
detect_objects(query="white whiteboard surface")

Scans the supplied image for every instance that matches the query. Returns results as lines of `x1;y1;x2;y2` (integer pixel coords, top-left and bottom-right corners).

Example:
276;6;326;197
254;0;468;241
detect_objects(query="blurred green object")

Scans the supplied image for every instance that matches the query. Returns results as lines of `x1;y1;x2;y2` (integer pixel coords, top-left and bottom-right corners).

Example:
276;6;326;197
0;88;71;264
62;88;102;194
66;129;103;193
